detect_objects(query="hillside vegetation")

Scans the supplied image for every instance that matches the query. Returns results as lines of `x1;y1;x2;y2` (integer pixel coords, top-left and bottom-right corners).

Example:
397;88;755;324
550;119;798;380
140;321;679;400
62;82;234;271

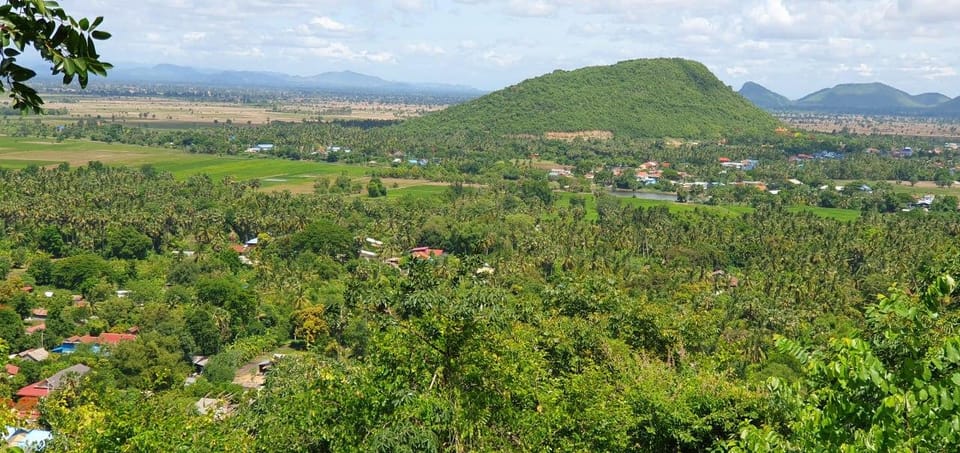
933;96;960;115
795;82;930;111
739;81;959;116
399;58;782;139
738;81;792;110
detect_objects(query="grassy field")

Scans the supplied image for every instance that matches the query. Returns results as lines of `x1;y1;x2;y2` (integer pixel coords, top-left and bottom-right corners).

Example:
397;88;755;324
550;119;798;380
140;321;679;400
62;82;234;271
556;192;861;222
834;180;960;197
36;95;443;128
787;206;861;221
0;136;372;189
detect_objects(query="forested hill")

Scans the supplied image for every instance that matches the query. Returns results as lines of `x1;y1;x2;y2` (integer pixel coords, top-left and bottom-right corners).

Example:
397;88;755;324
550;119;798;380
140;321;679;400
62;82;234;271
738;81;792;110
933;96;960;115
793;82;949;113
398;58;783;139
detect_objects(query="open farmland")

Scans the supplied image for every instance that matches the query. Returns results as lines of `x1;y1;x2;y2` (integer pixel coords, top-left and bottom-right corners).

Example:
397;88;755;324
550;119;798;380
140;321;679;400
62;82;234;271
0;136;408;192
779;113;960;138
35;95;446;128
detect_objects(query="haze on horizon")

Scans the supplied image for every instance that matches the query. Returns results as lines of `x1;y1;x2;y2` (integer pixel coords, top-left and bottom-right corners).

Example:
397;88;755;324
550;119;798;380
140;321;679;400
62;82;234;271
53;0;960;98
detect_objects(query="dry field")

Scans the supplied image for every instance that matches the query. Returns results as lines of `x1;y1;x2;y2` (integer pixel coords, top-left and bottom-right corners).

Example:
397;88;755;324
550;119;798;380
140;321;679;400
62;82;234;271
544;130;614;141
39;95;448;127
779;113;960;138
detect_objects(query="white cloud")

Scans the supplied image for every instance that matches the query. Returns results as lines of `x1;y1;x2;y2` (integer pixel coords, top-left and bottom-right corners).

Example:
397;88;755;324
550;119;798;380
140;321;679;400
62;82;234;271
726;66;749;76
506;0;555;17
680;17;715;35
48;0;960;95
182;32;206;42
483;50;521;67
749;0;797;27
310;16;348;32
394;0;431;12
406;42;446;56
895;0;960;21
568;22;604;37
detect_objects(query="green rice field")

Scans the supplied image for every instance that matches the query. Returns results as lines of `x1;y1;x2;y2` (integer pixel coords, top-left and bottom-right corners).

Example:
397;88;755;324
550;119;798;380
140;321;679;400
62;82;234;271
556;192;861;221
0;136;370;189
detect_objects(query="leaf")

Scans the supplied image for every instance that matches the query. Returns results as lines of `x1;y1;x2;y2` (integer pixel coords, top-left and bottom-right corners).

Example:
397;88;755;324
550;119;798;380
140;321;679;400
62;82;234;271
91;30;111;40
946;342;960;363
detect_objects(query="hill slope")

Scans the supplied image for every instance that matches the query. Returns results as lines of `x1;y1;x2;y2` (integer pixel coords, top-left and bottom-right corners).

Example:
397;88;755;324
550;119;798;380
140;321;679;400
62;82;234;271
932;96;960;116
399;58;782;139
70;64;484;96
738;82;793;110
794;82;934;113
913;92;951;106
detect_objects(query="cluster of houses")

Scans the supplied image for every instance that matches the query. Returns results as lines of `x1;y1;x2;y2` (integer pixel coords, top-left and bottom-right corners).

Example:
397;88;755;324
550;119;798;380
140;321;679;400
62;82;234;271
358;237;446;267
584;161;676;186
789;151;843;163
243;143;275;154
548;168;574;179
50;330;138;354
12;364;92;422
5;287;141;425
718;158;759;171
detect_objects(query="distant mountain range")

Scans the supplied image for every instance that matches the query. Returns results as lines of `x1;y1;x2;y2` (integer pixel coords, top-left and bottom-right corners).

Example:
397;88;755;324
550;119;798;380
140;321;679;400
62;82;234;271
738;81;960;117
36;63;485;97
400;58;782;139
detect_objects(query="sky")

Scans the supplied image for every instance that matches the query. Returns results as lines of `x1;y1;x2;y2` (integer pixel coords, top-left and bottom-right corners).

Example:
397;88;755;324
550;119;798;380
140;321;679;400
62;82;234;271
48;0;960;98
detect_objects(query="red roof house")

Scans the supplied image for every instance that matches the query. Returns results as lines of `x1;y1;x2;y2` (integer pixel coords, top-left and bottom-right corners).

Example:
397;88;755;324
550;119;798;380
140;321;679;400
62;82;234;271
409;247;444;260
99;333;137;345
16;364;91;399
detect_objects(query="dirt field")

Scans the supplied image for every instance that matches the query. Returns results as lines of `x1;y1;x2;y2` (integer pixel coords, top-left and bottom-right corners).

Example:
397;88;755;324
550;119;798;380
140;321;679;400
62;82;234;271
39;96;448;126
779;113;960;138
544;130;613;141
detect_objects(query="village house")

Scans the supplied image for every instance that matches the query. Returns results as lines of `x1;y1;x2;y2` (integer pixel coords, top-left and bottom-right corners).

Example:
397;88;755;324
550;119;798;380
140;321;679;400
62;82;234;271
16;348;49;363
410;247;444;260
16;364;91;399
15;364;92;420
52;332;137;354
194;398;235;420
28;308;46;321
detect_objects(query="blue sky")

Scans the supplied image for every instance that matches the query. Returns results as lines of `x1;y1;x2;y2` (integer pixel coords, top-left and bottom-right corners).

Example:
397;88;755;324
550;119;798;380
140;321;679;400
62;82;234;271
54;0;960;98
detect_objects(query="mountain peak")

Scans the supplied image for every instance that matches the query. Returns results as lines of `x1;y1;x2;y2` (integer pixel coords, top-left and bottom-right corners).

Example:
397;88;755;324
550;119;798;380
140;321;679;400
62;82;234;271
400;58;781;139
738;82;792;110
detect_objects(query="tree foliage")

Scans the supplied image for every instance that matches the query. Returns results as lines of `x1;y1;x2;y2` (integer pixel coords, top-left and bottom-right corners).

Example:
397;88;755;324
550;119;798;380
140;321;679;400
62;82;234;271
0;0;112;112
727;276;960;452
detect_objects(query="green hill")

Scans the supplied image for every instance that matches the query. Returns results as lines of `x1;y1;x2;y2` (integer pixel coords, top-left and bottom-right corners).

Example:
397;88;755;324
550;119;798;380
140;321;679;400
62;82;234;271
794;82;931;113
398;58;782;139
932;96;960;116
913;92;951;106
738;81;793;110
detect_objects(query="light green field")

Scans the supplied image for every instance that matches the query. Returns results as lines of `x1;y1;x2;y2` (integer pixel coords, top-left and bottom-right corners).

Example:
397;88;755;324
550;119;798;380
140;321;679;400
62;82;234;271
834;179;960;197
556;193;861;221
386;184;448;200
787;206;861;222
0;136;371;189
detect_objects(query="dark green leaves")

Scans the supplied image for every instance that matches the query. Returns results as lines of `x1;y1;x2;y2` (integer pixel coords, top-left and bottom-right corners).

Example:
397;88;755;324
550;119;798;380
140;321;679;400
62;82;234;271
0;0;111;112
